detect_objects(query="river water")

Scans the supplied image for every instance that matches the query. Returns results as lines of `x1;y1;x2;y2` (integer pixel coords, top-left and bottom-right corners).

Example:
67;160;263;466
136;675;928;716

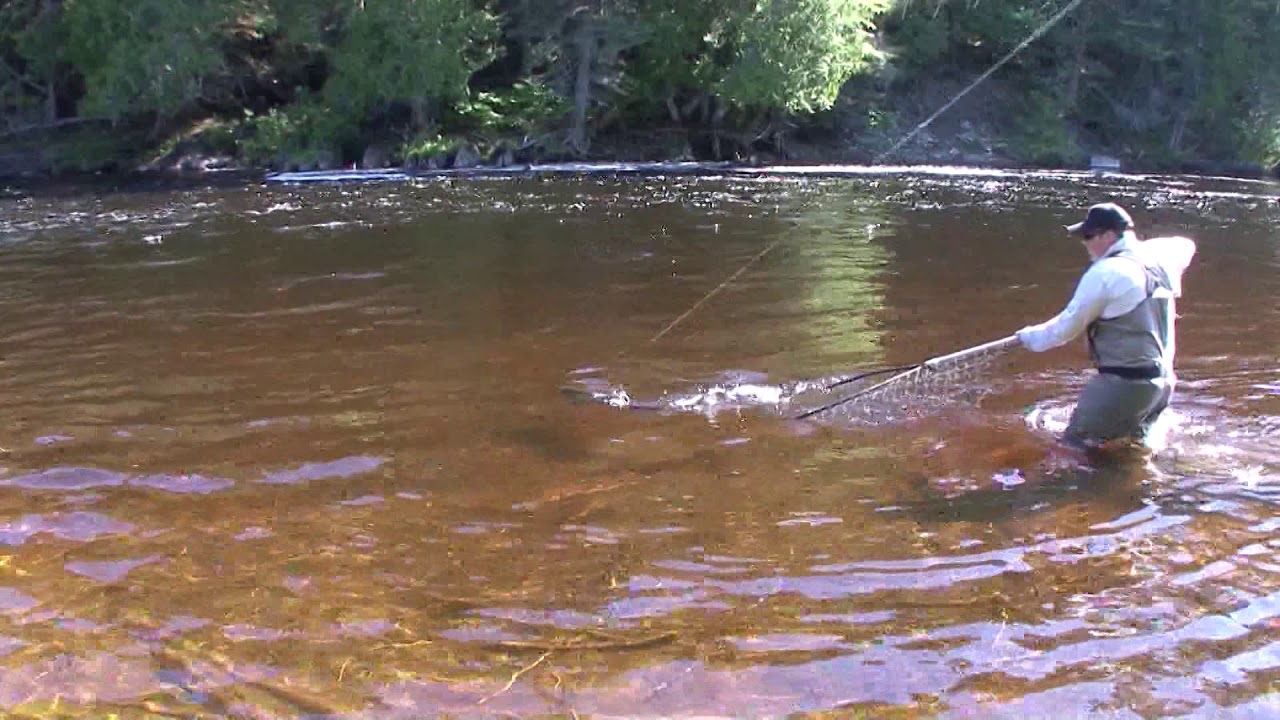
0;166;1277;717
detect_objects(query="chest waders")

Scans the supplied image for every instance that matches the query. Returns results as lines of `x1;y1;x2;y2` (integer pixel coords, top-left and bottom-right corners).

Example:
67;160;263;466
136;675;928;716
1062;249;1179;445
1085;249;1175;381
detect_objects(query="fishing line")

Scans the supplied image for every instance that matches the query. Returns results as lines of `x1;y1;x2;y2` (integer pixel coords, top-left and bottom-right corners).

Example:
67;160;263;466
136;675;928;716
649;0;1086;342
649;238;782;342
875;0;1088;163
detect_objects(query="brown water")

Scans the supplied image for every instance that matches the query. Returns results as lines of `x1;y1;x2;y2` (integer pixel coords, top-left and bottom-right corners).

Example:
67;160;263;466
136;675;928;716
0;168;1277;717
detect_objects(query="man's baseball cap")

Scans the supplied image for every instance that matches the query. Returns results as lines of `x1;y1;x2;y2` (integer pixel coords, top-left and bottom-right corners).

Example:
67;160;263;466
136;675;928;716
1066;202;1133;236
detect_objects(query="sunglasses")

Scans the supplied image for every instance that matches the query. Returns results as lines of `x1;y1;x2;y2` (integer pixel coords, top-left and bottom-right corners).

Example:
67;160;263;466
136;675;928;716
1081;231;1099;241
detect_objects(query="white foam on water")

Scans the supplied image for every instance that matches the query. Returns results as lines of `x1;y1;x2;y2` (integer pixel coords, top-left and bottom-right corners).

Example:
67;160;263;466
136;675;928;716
263;162;1136;184
1023;394;1280;504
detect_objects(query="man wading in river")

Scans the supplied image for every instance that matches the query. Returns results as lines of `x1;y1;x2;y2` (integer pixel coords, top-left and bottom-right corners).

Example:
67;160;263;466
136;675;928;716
1016;202;1197;451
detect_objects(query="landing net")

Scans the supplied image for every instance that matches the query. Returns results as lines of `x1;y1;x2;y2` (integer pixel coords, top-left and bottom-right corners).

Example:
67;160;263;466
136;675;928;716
796;335;1020;422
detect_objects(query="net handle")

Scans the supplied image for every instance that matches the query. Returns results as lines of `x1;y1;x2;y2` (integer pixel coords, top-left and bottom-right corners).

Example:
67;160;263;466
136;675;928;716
921;334;1019;369
794;334;1019;420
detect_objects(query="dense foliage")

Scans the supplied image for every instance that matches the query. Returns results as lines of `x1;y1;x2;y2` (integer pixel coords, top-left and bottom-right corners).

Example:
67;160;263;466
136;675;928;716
883;0;1280;168
1;0;1277;173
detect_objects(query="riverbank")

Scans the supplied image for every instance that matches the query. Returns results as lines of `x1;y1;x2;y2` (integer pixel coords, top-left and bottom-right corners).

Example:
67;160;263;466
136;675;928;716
6;138;1278;191
3;81;1278;187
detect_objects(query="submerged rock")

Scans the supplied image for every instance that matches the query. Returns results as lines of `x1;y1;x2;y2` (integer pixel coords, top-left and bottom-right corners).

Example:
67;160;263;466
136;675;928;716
451;144;482;169
315;149;340;171
361;144;393;169
489;142;516;168
0;150;46;179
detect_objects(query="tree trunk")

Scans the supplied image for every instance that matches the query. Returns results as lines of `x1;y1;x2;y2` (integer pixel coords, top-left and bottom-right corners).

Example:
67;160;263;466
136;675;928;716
41;0;62;122
710;97;727;160
410;97;437;133
1064;2;1088;109
1171;3;1205;153
1169;111;1188;152
518;0;533;77
568;8;595;155
44;81;56;123
666;94;680;123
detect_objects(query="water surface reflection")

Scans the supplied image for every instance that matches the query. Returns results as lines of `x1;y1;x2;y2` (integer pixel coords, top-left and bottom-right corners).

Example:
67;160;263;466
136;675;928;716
0;169;1277;716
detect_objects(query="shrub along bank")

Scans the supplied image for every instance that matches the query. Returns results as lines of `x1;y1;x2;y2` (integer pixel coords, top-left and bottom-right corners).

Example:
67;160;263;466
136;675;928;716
2;1;1278;180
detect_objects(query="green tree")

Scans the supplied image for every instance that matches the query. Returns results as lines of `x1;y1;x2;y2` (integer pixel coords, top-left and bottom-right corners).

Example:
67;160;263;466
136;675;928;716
1023;0;1280;165
496;0;644;153
58;0;231;125
629;0;888;119
322;0;501;131
718;0;891;114
883;0;1280;166
1;0;60;127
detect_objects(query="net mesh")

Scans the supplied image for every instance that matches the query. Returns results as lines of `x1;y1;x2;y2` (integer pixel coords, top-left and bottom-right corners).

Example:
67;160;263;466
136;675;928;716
796;335;1019;423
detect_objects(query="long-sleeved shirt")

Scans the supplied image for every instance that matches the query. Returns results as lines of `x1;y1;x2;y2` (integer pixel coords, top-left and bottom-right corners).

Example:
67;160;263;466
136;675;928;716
1017;233;1197;368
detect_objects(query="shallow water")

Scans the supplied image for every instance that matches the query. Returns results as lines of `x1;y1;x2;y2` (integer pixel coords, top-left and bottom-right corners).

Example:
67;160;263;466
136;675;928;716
0;167;1278;717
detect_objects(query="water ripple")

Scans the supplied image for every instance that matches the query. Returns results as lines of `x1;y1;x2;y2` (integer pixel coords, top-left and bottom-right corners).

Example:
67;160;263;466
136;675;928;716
1;168;1277;717
0;512;134;545
257;456;387;485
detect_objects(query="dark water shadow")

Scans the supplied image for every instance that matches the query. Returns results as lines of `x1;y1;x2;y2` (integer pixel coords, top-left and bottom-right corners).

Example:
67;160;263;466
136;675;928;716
1;170;265;200
900;449;1152;526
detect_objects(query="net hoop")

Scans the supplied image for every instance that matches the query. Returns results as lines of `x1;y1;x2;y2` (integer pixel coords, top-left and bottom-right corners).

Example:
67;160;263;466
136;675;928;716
795;335;1019;420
